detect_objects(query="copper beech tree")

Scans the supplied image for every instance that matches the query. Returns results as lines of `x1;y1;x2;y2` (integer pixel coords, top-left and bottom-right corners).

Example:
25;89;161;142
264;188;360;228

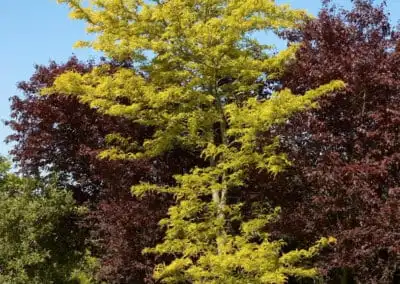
265;1;400;283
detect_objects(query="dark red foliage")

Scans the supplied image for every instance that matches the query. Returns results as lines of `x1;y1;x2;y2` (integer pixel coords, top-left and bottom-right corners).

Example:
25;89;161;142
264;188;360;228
269;1;400;282
6;57;129;201
5;57;200;283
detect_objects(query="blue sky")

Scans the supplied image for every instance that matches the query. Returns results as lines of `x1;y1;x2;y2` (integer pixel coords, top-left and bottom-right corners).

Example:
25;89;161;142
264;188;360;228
0;0;398;158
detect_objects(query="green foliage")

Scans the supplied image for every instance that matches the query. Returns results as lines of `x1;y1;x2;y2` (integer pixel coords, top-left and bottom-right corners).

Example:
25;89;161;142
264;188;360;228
47;0;344;282
0;158;98;283
70;251;101;284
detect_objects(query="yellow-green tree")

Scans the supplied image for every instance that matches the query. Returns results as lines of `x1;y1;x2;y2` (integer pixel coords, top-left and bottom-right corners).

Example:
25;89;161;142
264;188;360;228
47;0;343;282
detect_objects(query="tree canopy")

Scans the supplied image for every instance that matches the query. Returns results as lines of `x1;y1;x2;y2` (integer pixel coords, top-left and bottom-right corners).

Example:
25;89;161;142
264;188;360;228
273;1;400;282
3;0;400;283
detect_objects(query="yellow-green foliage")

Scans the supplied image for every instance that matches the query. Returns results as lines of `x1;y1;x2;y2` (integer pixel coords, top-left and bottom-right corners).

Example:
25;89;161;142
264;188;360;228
47;0;344;282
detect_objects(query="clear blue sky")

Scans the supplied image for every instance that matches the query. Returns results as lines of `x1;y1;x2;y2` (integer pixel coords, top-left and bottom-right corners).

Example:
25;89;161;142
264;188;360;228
0;0;398;159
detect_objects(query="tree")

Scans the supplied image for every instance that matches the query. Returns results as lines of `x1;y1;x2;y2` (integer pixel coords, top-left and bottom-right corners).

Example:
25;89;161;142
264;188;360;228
0;157;96;283
47;0;343;282
266;1;400;282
